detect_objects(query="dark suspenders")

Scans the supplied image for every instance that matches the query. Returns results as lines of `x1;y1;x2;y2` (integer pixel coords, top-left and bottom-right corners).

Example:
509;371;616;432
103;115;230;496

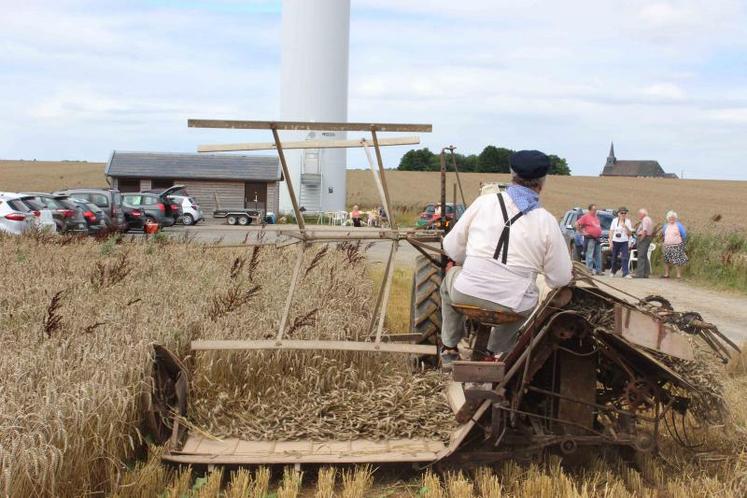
493;193;524;264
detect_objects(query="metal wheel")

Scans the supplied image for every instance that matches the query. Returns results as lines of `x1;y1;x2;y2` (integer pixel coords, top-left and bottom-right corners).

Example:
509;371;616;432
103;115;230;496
238;215;250;226
227;215;238;225
142;344;189;445
410;255;442;346
182;213;194;226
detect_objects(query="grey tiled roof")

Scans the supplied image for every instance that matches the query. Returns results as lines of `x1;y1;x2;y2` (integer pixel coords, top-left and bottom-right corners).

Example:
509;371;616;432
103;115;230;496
601;160;668;177
105;151;282;181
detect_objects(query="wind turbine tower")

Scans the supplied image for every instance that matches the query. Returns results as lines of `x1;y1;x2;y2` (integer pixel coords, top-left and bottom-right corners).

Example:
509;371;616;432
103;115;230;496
279;0;351;214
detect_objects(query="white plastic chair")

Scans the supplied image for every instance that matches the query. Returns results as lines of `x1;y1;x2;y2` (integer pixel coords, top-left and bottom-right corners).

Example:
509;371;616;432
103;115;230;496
332;211;348;226
628;242;656;275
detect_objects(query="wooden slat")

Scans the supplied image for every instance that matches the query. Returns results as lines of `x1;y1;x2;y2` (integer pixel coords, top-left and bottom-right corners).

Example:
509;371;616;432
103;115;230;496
191;339;438;355
164;436;445;464
198;136;420;153
446;382;466;415
452;361;505;383
613;304;694;360
188;119;432;133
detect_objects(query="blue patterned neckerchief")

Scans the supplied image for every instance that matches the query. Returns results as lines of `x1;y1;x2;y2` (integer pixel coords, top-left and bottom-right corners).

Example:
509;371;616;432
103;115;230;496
506;184;540;214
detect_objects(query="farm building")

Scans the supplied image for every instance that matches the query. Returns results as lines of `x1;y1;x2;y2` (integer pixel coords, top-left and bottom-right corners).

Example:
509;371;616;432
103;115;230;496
105;151;282;214
600;143;678;178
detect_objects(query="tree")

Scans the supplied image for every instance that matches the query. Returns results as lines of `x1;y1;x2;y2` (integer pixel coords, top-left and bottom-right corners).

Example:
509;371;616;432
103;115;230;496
477;146;512;173
398;148;437;171
548;154;571;175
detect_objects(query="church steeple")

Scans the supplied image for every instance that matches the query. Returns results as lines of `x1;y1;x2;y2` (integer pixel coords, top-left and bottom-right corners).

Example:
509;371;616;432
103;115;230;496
606;141;616;166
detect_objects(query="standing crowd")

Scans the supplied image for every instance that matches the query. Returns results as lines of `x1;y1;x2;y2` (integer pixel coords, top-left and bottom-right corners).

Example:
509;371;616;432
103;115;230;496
576;205;688;279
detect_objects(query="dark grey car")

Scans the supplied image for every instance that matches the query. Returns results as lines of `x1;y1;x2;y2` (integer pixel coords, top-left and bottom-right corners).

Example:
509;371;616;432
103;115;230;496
121;193;177;227
55;188;127;231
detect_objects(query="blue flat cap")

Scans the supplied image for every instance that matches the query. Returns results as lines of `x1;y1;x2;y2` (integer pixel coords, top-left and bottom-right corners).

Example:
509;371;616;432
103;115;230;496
510;150;550;179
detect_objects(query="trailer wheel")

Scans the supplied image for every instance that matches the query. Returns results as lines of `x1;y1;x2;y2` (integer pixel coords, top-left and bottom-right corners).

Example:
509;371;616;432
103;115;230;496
238;215;250;226
410;255;442;347
227;215;238;225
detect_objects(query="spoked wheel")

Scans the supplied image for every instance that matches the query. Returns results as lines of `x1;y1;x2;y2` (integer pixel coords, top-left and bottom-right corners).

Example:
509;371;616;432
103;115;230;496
238;215;250;226
227;215;238;225
142;344;189;446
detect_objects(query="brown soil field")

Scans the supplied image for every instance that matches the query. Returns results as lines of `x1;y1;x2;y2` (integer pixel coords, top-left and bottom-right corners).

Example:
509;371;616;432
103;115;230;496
0;159;106;192
348;170;747;233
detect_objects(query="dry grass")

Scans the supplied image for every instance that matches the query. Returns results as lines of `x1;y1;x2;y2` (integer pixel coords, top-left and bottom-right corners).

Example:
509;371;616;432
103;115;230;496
0;159;106;192
348;170;747;233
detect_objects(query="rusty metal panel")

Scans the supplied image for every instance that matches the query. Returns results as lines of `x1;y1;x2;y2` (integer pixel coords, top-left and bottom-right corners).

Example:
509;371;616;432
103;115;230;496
556;349;596;435
613;304;694;360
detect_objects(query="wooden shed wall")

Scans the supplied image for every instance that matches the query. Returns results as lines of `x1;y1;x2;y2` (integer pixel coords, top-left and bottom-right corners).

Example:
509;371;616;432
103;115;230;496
178;180;244;215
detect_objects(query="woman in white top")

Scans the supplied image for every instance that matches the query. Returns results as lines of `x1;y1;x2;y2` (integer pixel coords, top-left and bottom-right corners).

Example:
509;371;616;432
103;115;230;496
609;207;633;277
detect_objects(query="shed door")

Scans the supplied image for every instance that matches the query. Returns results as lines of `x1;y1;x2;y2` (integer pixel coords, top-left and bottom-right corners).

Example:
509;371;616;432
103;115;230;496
245;182;267;210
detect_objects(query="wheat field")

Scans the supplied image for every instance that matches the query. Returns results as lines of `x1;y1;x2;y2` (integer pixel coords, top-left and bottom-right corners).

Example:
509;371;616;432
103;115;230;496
348;170;747;233
3;159;746;233
2;232;747;496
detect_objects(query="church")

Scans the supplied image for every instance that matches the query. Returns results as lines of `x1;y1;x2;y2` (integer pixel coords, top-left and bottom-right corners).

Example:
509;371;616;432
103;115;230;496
600;143;677;178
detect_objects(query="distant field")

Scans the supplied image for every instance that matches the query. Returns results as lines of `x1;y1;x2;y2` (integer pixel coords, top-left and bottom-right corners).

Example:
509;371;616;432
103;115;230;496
3;160;745;233
348;170;747;233
0;159;106;192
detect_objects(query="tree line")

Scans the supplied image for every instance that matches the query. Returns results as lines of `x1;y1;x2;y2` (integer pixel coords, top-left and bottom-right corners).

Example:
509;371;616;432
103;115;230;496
397;146;571;175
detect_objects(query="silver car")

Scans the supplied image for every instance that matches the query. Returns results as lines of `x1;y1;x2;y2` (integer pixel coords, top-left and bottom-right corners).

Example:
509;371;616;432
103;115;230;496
0;193;36;235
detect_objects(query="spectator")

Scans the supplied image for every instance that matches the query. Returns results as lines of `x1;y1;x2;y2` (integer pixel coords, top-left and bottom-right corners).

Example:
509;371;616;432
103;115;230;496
576;203;602;275
634;208;654;278
350;205;362;227
609;207;633;277
662;210;688;279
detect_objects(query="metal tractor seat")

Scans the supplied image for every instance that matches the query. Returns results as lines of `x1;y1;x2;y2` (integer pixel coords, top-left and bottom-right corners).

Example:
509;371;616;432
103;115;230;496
452;304;523;325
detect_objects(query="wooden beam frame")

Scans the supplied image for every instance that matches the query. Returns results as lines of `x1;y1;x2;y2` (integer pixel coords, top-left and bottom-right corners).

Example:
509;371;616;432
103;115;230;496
191;339;438;355
188;119;432;133
198;136;420;153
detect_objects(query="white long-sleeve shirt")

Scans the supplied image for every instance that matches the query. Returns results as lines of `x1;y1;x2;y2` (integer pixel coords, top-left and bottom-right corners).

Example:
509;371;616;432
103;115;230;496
443;192;573;312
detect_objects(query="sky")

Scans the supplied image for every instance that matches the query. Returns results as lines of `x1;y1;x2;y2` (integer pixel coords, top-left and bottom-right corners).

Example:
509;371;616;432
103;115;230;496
2;0;747;179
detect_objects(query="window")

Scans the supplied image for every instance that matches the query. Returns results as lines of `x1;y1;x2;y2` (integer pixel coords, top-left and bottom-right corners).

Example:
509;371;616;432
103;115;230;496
90;194;109;208
117;178;140;193
123;195;142;207
151;179;174;190
142;195;159;205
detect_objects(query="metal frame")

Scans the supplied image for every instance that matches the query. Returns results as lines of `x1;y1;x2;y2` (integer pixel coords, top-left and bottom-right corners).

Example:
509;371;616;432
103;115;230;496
188;119;436;354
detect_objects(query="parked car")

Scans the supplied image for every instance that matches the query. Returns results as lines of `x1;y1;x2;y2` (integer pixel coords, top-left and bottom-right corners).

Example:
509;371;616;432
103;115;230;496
55;188;127;231
559;207;614;268
415;202;466;229
121;204;145;231
68;198;109;234
0;193;36;235
168;194;203;226
22;193;88;234
121;193;178;227
143;185;185;222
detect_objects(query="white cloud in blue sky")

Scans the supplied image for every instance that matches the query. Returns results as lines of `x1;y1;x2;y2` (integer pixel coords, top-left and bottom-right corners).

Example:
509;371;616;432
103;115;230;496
1;0;746;179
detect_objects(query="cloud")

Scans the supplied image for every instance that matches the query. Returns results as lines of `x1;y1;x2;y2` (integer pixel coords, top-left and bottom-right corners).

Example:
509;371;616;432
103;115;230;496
1;0;747;179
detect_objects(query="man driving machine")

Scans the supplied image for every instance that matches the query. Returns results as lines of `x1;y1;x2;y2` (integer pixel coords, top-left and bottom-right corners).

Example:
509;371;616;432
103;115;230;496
440;150;573;367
